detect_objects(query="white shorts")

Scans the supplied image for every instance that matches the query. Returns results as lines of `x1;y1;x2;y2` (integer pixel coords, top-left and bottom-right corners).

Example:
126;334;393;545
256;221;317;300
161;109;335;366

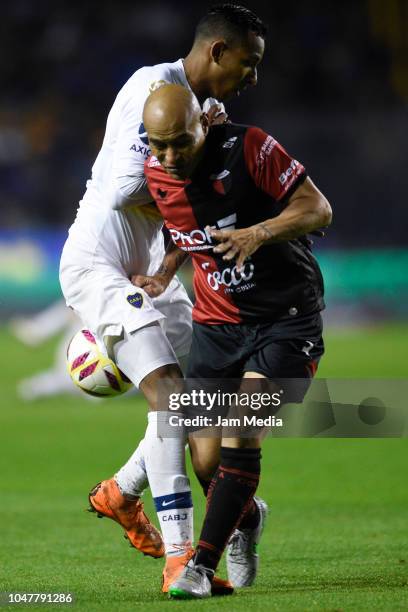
59;263;192;384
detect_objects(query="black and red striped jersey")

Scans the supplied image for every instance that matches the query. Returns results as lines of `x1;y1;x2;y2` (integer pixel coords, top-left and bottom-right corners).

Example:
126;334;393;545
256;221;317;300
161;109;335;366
145;123;325;325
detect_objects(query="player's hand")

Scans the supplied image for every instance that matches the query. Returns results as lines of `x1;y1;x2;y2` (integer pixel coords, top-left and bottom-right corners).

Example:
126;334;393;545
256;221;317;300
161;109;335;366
206;104;229;126
130;274;168;298
208;225;263;272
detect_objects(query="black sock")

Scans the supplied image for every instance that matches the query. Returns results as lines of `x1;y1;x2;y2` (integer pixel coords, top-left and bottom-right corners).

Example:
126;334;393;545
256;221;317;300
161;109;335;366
198;474;260;530
237;497;261;530
194;447;261;571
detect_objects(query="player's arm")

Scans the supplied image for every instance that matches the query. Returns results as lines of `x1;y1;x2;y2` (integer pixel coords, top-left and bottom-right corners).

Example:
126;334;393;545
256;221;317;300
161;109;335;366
210;177;331;270
209;127;332;270
131;240;189;298
255;176;331;240
108;98;153;210
109;95;227;211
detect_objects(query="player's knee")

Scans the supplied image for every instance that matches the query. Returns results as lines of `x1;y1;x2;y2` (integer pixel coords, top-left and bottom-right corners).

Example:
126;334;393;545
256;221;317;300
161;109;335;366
222;437;261;449
140;363;183;411
191;453;219;481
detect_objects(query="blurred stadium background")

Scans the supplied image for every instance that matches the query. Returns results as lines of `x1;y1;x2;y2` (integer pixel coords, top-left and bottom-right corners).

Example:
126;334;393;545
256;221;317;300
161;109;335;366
1;0;407;329
1;2;407;609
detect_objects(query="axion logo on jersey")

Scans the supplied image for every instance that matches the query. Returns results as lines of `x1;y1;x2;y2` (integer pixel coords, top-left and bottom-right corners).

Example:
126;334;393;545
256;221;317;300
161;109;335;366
169;213;237;251
279;159;301;186
210;169;231;195
138;122;149;146
201;260;255;292
130;143;151;157
129;123;151;156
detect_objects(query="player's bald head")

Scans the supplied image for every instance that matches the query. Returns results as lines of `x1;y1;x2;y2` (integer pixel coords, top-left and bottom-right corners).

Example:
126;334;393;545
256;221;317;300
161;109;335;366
143;84;209;181
143;84;202;135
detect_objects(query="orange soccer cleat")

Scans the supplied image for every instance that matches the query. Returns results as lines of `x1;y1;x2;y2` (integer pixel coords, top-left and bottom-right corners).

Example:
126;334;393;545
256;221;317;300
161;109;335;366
88;479;164;558
162;547;233;596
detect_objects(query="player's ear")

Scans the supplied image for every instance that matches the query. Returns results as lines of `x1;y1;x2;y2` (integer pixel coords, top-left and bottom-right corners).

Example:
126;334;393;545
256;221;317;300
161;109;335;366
210;40;227;64
200;112;210;135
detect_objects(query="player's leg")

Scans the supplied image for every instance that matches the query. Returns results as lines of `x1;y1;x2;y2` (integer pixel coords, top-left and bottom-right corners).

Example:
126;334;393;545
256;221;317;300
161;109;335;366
223;373;269;588
109;278;193;504
185;321;265;560
60;267;191;560
112;323;194;558
87;323;176;559
225;313;325;586
171;377;264;599
167;321;257;596
113;323;232;595
172;311;325;597
187;401;267;590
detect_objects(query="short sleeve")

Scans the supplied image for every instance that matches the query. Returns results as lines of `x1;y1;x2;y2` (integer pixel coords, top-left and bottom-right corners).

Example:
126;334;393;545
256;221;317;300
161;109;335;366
244;126;306;202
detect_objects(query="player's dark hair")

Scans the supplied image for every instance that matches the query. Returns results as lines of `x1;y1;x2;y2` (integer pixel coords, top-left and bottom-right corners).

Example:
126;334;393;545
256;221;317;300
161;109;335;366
194;4;267;45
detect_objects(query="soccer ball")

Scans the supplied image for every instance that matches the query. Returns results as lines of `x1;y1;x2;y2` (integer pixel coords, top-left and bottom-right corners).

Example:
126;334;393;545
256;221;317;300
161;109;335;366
67;329;133;397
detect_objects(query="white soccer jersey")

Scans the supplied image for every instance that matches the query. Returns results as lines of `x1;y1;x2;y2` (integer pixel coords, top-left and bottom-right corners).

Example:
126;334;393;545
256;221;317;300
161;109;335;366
61;58;191;278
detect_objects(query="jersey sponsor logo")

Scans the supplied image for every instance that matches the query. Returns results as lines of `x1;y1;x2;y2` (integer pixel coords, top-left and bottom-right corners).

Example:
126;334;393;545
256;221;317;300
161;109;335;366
130;143;151;157
222;136;237;149
169;227;213;250
126;292;144;308
257;134;277;168
279;159;301;186
169;214;237;251
149;79;168;94
202;260;255;292
138;121;149;146
217;213;236;230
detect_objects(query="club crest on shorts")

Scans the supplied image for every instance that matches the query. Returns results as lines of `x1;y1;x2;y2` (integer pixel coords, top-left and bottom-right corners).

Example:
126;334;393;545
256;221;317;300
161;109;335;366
127;292;144;308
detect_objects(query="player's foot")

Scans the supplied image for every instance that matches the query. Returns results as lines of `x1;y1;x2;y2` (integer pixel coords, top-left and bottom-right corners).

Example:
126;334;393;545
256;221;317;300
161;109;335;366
226;496;268;587
88;479;164;558
168;559;214;599
162;548;233;596
162;546;194;593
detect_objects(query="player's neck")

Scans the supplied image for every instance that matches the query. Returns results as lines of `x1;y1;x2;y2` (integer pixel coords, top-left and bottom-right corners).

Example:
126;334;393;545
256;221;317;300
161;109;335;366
182;54;211;104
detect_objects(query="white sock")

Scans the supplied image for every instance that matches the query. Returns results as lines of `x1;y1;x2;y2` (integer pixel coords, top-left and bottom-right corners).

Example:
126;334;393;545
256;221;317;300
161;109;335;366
144;411;193;555
115;437;149;497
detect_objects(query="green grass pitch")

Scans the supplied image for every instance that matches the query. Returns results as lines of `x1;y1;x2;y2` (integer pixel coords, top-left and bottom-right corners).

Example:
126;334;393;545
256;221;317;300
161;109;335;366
0;324;407;610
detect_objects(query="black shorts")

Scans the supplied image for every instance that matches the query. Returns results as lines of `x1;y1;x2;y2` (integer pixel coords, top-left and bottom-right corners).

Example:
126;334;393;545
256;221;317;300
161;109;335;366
176;312;324;432
186;311;324;397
